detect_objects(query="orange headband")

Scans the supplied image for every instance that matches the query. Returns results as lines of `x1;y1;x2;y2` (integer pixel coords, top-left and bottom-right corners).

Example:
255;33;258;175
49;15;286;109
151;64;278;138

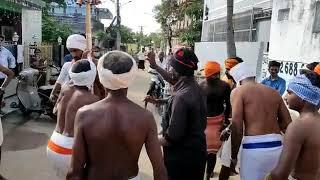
315;64;320;75
204;61;221;78
225;58;239;70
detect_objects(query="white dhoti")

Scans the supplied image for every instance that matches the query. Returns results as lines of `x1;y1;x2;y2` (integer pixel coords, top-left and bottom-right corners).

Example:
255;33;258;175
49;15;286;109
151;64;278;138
129;174;141;180
240;134;283;180
47;131;74;178
218;137;241;169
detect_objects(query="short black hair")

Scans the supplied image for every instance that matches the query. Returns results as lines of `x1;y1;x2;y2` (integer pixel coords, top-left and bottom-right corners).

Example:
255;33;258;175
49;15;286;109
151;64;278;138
80;33;86;38
306;62;319;71
233;56;243;63
102;51;133;74
269;61;281;68
71;60;91;73
300;69;320;88
0;35;4;39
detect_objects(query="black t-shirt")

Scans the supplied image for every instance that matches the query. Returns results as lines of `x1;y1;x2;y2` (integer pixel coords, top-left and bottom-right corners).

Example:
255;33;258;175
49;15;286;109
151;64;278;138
164;77;207;152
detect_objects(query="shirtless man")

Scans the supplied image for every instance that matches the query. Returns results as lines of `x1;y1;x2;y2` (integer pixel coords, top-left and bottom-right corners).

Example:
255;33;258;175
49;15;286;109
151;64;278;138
229;62;292;180
267;71;320;180
50;34;105;101
47;59;99;178
67;51;167;180
199;61;231;180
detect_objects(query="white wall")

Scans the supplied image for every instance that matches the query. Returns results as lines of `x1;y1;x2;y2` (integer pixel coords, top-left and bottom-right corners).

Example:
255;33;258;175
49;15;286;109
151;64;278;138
205;0;272;20
22;9;42;44
268;0;320;83
269;0;320;63
194;42;266;81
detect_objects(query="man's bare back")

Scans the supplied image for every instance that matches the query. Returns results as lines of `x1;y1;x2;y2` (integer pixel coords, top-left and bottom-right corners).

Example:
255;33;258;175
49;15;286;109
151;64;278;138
232;82;291;135
68;97;166;180
55;85;99;136
293;114;320;179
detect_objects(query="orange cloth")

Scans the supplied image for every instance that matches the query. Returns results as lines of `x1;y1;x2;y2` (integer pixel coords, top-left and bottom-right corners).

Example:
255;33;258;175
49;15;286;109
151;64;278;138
315;64;320;75
204;61;221;78
205;115;224;153
225;58;239;70
47;140;73;155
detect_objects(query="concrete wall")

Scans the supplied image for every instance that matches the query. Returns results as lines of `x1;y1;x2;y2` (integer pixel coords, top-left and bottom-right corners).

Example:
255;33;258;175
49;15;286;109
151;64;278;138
268;0;320;83
194;42;266;81
269;0;320;63
22;9;42;44
257;20;271;42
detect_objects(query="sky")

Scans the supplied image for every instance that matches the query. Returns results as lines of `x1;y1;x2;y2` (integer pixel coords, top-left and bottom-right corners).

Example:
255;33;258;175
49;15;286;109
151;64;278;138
98;0;161;34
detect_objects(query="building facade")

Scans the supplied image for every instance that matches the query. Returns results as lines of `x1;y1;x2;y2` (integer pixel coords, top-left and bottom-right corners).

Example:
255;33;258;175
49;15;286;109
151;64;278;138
49;0;113;33
0;0;45;44
202;0;272;43
265;0;320;82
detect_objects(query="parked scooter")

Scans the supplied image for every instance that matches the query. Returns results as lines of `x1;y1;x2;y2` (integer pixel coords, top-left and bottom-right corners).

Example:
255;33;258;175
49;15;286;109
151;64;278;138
147;69;165;115
15;65;60;118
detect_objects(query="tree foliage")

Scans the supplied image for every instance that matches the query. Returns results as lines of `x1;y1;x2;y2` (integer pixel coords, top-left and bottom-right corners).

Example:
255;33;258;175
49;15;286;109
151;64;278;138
154;0;204;47
178;0;203;46
42;11;72;44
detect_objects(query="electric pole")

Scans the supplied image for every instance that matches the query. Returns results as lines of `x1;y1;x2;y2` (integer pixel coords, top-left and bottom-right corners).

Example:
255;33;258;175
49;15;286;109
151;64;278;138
116;0;121;50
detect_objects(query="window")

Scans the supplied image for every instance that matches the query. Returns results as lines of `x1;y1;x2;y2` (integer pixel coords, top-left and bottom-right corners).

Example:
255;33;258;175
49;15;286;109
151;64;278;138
313;1;320;33
278;8;290;21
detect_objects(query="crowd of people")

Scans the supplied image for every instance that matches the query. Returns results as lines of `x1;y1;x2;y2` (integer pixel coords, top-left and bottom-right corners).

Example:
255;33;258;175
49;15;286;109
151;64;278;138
0;32;320;180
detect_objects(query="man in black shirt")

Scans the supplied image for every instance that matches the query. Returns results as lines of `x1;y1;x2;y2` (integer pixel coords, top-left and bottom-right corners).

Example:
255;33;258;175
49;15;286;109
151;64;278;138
147;48;207;180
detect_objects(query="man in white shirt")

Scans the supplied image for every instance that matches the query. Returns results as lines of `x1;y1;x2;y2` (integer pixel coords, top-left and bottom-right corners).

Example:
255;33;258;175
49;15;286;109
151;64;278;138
49;34;87;102
0;35;16;112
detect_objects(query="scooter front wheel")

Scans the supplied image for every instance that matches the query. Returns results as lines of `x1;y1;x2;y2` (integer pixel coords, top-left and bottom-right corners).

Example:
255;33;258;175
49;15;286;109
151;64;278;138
18;100;32;116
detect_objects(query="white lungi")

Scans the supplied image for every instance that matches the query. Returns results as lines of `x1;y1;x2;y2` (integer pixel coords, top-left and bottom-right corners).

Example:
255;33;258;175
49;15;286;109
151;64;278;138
47;131;74;178
240;134;283;180
129;174;141;180
218;137;241;169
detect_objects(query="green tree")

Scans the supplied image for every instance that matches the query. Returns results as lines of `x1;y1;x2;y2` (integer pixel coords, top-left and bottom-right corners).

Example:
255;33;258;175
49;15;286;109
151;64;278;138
42;12;72;44
154;0;182;53
178;0;203;47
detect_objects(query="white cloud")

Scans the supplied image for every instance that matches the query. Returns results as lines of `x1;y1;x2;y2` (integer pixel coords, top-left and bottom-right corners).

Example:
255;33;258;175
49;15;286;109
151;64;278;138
98;0;161;34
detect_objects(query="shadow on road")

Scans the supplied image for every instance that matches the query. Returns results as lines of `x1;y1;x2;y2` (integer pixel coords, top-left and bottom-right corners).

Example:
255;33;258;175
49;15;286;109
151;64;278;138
2;128;49;152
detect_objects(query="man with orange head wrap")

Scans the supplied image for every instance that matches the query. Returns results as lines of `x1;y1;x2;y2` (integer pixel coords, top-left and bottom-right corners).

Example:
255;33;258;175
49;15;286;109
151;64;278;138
314;63;320;75
200;61;232;180
221;57;243;89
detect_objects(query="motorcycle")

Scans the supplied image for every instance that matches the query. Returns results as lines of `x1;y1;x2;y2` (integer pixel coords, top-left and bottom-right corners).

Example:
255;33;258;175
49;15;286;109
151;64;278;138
15;65;60;118
147;69;165;115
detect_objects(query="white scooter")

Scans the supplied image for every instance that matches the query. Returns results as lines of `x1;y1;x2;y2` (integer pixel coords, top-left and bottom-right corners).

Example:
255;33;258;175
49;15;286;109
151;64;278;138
14;65;60;118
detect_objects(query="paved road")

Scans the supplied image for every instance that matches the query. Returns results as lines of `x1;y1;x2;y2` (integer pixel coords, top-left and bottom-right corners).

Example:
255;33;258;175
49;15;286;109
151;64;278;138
0;67;241;180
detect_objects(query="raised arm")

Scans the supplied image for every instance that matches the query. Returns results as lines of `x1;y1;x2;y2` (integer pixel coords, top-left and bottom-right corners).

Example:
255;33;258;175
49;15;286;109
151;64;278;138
66;109;88;180
146;52;175;85
145;112;168;180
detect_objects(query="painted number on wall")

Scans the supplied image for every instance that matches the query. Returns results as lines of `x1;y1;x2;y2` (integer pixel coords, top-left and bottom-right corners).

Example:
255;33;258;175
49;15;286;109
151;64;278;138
279;61;306;76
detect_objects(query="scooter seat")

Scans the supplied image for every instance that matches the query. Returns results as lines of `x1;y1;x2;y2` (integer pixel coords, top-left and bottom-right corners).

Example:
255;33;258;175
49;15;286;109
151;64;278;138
39;85;54;91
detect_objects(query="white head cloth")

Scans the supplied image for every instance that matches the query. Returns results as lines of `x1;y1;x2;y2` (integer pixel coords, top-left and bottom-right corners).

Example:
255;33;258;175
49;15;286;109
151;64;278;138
69;60;97;87
66;34;87;51
97;51;138;90
229;62;256;83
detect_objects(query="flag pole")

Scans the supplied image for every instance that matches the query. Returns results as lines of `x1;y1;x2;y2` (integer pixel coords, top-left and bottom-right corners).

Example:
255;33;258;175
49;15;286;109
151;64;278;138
85;0;92;51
